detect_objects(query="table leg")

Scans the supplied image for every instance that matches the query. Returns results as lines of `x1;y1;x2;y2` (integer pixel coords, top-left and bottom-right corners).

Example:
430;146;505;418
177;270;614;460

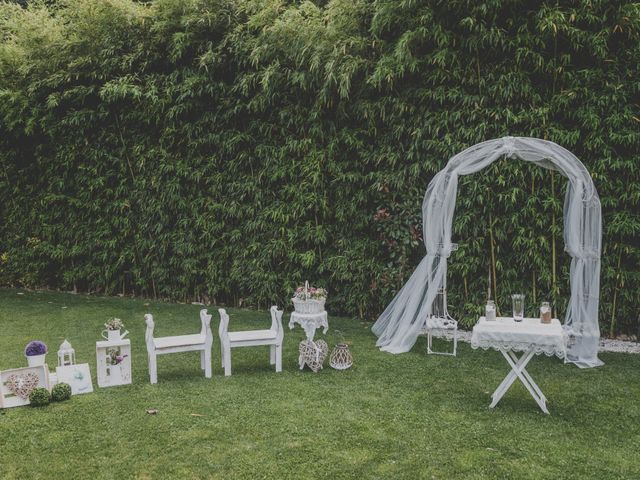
303;323;316;342
507;351;547;404
490;349;549;414
490;349;534;406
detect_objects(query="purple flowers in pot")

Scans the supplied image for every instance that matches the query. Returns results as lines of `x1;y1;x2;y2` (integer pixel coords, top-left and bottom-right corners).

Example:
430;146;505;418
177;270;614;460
24;340;48;356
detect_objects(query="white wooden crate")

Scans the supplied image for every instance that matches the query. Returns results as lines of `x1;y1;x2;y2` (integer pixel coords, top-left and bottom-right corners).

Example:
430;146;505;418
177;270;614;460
96;339;132;387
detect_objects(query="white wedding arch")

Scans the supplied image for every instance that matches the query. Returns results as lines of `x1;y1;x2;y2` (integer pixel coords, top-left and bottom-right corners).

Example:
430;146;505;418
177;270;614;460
372;137;603;368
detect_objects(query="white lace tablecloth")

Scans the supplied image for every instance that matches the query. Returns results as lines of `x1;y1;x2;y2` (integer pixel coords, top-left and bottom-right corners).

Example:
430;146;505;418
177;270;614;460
289;311;329;341
471;317;566;358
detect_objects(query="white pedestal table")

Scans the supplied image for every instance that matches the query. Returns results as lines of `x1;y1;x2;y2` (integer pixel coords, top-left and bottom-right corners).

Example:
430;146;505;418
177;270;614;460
289;311;329;370
288;311;329;341
471;317;566;414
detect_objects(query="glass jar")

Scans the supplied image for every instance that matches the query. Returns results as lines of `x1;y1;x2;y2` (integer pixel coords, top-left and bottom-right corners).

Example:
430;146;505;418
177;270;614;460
485;300;496;321
540;301;552;324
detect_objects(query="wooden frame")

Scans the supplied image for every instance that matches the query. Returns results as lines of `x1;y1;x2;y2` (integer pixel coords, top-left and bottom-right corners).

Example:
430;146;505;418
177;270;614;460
0;365;50;409
56;363;94;395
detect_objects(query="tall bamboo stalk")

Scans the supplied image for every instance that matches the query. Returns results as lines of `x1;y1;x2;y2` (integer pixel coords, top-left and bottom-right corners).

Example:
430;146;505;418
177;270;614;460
489;211;498;314
551;171;558;309
610;246;622;337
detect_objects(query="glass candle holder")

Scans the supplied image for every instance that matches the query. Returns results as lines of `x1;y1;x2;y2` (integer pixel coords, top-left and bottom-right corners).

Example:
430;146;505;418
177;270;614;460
485;300;496;321
511;294;525;322
540;301;552;324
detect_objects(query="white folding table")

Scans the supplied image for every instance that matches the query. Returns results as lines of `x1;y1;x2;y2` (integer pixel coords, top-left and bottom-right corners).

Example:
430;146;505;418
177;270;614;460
471;316;566;414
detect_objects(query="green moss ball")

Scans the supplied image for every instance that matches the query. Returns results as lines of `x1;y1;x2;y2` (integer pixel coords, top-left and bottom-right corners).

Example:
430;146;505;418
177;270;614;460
29;387;51;407
51;382;72;402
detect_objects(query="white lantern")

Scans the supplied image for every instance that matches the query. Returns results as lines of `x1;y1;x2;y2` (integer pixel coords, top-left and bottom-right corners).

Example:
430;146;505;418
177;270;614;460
57;339;76;367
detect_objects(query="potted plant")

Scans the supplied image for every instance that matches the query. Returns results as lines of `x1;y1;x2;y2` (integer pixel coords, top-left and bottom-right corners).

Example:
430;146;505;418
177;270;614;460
29;387;51;407
24;340;48;367
292;281;328;314
51;383;72;402
102;317;126;341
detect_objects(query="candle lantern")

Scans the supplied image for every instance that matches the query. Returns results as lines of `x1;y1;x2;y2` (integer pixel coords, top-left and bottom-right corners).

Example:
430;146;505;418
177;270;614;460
57;339;76;367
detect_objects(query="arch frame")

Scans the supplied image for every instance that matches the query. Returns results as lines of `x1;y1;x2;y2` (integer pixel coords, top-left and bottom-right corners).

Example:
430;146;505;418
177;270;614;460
372;136;603;368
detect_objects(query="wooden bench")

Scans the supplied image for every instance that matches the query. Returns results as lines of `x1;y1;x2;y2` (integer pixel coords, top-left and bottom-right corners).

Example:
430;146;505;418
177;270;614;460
144;309;213;384
218;306;284;376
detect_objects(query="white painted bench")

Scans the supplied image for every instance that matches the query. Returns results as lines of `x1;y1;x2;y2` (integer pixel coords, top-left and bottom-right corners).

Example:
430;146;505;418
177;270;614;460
218;306;284;376
144;309;213;384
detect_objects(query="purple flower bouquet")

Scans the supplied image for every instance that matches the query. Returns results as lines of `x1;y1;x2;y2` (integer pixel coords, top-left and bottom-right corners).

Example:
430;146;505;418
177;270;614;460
24;340;48;356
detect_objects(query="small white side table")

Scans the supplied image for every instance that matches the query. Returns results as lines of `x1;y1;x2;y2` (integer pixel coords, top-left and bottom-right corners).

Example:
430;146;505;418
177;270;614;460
471;316;566;414
96;339;132;387
289;311;329;341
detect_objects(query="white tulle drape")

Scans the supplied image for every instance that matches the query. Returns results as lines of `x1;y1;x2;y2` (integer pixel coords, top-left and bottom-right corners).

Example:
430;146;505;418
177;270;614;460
372;137;603;368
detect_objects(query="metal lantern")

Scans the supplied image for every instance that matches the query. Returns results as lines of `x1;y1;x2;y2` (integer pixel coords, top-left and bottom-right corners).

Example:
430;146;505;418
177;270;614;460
57;339;76;366
329;343;353;370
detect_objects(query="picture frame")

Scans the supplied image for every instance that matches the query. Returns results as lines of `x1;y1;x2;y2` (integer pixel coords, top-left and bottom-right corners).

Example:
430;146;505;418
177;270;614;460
55;363;94;395
0;364;50;409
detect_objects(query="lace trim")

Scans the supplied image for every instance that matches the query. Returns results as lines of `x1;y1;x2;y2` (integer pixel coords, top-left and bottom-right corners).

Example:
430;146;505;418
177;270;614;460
470;339;565;359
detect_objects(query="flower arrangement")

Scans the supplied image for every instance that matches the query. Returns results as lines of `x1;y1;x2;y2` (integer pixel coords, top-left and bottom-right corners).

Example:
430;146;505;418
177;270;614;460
107;348;128;366
104;317;124;331
292;281;328;314
293;286;328;300
24;340;48;356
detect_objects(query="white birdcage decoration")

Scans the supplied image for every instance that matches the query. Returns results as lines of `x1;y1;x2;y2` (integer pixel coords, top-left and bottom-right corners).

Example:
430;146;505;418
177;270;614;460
57;339;76;366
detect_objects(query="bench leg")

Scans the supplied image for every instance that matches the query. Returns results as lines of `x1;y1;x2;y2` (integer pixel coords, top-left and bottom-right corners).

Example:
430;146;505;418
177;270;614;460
200;350;205;370
148;352;157;384
275;344;282;372
270;345;276;365
204;348;212;378
223;346;232;376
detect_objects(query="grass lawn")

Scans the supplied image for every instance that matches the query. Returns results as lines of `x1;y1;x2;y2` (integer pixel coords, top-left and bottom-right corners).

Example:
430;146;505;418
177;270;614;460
0;288;638;479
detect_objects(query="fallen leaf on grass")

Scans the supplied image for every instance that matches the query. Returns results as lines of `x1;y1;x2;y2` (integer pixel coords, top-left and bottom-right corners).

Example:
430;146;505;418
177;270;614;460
146;409;159;415
190;413;205;417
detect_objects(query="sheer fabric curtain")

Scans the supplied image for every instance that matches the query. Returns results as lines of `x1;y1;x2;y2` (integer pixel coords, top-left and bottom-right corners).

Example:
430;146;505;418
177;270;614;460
372;137;603;368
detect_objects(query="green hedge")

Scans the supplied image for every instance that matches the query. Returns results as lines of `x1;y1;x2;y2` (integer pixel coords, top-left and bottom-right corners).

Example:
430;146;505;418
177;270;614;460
1;0;638;335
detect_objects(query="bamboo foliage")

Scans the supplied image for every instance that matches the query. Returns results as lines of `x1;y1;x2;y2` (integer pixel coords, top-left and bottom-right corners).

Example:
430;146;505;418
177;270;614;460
0;0;638;335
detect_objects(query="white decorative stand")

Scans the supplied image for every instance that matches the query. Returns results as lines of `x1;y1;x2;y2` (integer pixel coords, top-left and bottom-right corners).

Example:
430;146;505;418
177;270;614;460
96;339;132;387
471;316;566;414
289;311;329;341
